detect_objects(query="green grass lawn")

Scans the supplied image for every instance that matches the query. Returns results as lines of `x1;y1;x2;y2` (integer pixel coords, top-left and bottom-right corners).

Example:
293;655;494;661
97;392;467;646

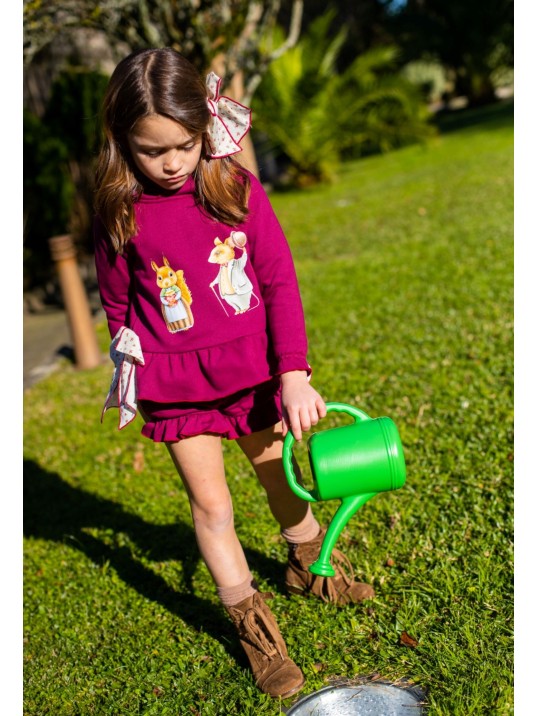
23;100;513;715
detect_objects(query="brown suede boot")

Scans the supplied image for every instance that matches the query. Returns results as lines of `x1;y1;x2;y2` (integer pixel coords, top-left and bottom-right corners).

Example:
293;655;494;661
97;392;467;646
226;591;305;699
285;529;375;605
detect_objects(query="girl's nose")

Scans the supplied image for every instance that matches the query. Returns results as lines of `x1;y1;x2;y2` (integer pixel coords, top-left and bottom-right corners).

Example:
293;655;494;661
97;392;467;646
163;150;181;173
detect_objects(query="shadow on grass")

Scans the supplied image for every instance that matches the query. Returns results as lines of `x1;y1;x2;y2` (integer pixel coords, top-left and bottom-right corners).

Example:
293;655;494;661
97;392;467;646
23;459;287;661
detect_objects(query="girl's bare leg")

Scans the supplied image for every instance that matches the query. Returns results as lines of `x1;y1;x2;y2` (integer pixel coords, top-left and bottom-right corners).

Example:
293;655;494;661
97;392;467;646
167;433;305;698
237;421;312;529
166;434;251;588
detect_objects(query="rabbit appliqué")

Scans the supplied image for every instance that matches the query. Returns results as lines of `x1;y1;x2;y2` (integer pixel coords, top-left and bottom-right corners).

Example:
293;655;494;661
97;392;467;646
208;231;259;315
151;257;194;333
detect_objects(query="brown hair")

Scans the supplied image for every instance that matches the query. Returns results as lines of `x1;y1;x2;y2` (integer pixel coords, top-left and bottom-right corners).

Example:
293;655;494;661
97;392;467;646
94;48;250;253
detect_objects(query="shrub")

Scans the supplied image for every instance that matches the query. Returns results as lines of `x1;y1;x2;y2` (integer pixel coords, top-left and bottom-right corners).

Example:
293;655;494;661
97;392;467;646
23;67;108;290
24;109;75;289
251;11;435;185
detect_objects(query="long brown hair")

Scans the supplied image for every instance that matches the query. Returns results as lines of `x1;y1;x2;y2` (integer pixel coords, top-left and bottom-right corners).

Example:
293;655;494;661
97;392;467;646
94;48;250;253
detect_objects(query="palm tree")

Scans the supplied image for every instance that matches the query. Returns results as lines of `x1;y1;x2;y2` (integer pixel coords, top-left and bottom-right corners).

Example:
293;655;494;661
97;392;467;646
252;11;434;184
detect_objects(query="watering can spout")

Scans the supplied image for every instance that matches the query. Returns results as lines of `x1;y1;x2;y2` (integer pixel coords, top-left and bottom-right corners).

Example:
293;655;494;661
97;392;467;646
283;402;406;576
308;493;377;577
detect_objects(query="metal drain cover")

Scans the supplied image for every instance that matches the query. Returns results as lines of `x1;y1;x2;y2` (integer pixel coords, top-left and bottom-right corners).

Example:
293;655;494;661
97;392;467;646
285;682;424;715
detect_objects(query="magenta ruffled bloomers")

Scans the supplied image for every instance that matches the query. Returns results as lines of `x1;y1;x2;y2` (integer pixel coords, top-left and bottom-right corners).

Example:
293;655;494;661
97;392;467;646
139;377;282;442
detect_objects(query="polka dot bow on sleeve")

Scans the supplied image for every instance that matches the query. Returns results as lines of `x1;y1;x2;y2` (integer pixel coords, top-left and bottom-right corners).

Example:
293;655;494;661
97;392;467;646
101;327;145;430
206;72;252;158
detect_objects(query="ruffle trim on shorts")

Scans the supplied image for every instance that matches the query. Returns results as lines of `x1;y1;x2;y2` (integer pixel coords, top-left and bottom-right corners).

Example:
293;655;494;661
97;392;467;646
141;401;281;442
142;410;247;442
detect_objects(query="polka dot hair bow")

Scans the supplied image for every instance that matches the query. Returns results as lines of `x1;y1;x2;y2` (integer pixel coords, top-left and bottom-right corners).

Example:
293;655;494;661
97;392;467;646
206;72;252;158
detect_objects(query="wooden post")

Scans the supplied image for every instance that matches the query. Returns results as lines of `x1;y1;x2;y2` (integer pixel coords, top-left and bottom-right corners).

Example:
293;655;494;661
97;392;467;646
48;234;102;370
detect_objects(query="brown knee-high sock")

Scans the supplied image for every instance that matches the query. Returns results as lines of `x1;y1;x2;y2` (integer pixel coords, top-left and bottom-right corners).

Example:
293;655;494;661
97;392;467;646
217;573;258;607
280;506;321;545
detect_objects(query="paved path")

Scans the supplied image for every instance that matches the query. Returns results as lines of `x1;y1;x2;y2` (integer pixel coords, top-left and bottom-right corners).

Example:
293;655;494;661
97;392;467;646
23;309;73;390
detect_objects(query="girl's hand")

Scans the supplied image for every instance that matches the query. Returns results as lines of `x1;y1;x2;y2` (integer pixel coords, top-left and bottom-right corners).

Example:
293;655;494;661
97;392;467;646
280;371;327;441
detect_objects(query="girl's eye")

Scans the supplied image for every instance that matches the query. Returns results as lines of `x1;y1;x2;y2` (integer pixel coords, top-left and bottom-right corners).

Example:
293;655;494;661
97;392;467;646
141;142;197;157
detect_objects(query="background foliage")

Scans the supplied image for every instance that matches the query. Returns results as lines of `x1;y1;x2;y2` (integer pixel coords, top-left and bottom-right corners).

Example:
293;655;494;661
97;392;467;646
389;0;514;107
24;68;109;288
252;11;434;185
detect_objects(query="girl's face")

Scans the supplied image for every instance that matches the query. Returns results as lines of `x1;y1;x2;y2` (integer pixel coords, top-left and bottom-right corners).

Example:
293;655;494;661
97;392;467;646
127;114;203;191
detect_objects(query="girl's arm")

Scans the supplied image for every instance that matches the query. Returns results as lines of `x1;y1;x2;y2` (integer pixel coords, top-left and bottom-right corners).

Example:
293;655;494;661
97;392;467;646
246;176;311;376
93;217;132;338
246;175;326;439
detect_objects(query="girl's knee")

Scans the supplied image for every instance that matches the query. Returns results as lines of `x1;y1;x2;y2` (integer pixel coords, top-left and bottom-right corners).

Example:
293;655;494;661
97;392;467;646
191;496;234;533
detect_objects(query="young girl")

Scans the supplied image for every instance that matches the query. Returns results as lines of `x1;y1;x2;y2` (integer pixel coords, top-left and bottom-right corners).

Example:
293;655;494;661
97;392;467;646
93;48;374;699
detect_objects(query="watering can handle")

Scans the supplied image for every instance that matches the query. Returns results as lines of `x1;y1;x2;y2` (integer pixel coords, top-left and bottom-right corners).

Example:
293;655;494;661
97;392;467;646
324;402;371;423
282;402;371;502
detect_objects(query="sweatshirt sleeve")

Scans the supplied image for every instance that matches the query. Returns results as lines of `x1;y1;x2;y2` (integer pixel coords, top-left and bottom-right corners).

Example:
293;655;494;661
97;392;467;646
245;176;311;376
93;217;131;339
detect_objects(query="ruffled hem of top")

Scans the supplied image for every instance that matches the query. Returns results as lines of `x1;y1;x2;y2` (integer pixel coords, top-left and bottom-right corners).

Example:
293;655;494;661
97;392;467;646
141;401;281;442
136;332;308;403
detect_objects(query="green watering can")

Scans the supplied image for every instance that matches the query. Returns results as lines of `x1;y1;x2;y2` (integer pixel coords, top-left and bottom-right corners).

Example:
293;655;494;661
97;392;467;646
283;402;406;577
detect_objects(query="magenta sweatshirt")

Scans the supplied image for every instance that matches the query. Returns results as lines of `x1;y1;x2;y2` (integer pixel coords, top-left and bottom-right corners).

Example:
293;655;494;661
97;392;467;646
93;172;311;404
